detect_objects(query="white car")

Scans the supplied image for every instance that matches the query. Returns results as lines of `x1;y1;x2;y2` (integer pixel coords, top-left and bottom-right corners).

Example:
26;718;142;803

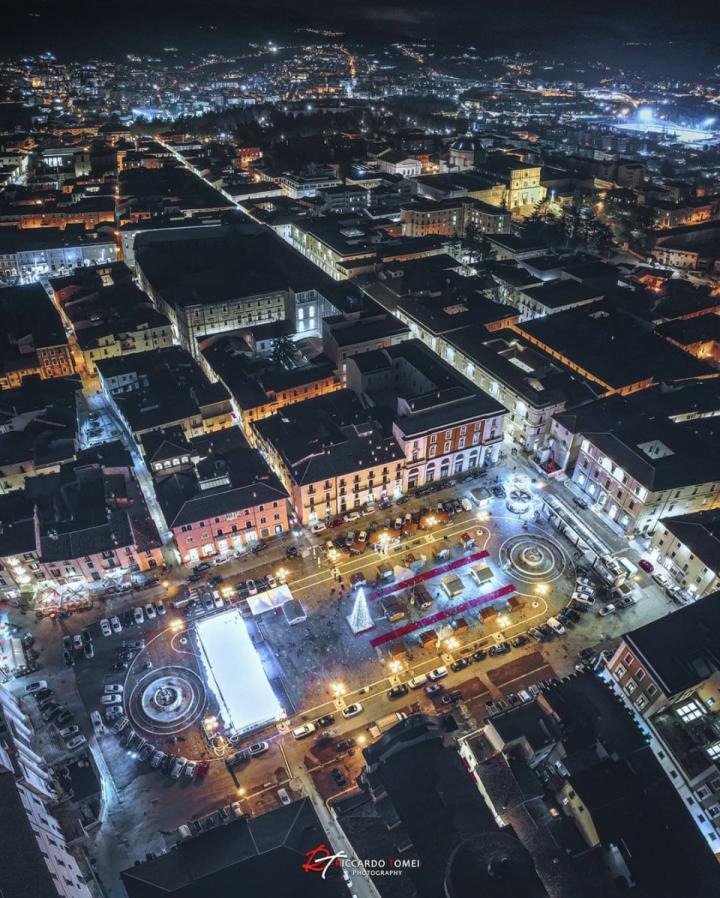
25;680;48;695
246;579;258;596
292;723;316;740
90;710;105;737
310;522;326;534
110;616;122;634
266;575;277;590
72;634;83;651
155;601;166;616
343;511;360;523
104;684;124;694
408;675;428;689
171;757;187;779
100;618;112;637
184;760;197;778
428;666;449;681
133;606;144;625
547;617;566;636
66;735;87;751
341;703;363;719
230;801;245;817
100;694;122;705
144;603;156;620
461;497;473;512
59;725;80;739
248;741;269;756
213;594;225;609
598;603;617;617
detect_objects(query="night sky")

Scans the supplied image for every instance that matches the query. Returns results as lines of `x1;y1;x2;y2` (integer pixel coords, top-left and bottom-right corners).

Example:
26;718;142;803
3;0;720;60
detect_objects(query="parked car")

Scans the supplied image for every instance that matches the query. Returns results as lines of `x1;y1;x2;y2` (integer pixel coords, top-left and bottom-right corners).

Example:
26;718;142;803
425;683;444;696
55;710;74;727
441;690;463;705
155;601;166;616
35;689;53;704
59;725;80;739
197;760;210;776
72;634;83;652
546;617;566;636
193;562;211;573
310;523;327;534
528;627;544;642
184;760;197;778
83;641;94;660
408;674;428;689
343;511;360;523
41;703;61;722
472;648;488;661
617;595;637;609
66;735;87;751
292;723;316;740
246;579;258;596
110;616;122;634
598;603;617;617
316;714;336;727
572;495;589;509
248;741;269;756
639;559;654;573
387;684;409;700
25;680;47;695
100;619;112;637
104;684;124;694
335;738;356;752
100;694;122;705
171;757;187;779
428;666;448;681
450;658;470;672
90;710;105;736
144;603;156;620
511;635;529;648
150;750;165;768
341;703;363;718
133;607;144;625
489;642;511;657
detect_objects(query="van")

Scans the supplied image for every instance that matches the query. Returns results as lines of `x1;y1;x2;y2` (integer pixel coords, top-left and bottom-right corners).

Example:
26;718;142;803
292;723;316;740
408;674;428;689
470;564;493;586
368;711;408;739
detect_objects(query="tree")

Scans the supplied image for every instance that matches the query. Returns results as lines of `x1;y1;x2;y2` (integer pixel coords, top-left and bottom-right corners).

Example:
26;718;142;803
271;335;298;370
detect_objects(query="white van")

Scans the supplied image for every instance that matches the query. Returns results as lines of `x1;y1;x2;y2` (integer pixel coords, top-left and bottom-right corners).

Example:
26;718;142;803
292;723;317;740
408;674;428;689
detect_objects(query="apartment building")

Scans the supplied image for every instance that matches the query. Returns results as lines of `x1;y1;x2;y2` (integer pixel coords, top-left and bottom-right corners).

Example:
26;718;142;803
648;509;720;598
400;197;511;238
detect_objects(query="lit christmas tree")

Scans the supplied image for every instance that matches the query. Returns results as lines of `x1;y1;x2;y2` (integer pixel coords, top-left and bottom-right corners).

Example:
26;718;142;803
346;586;374;634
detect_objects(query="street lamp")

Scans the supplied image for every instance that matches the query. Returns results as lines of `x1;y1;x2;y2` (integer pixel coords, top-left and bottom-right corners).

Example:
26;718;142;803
426;515;437;528
276;567;288;583
445;636;459;651
535;583;548;596
497;614;510;629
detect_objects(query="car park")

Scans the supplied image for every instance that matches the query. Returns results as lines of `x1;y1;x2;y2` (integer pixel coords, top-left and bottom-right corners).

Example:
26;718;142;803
133;607;144;625
387;684;409;700
100;619;112;637
341;703;363;718
248;741;269;756
66;735;87;751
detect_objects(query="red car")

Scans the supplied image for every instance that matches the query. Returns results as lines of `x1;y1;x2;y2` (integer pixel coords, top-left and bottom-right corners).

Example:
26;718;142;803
328;518;343;528
639;559;654;573
196;760;210;776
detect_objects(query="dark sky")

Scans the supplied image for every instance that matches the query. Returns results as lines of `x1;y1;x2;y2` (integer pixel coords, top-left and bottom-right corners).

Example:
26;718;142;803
3;0;720;61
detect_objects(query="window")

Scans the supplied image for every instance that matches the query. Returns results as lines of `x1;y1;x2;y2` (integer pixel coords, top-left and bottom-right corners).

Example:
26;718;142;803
708;744;720;761
614;664;626;679
625;680;636;694
647;684;657;697
636;670;645;682
677;700;705;723
623;652;634;665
